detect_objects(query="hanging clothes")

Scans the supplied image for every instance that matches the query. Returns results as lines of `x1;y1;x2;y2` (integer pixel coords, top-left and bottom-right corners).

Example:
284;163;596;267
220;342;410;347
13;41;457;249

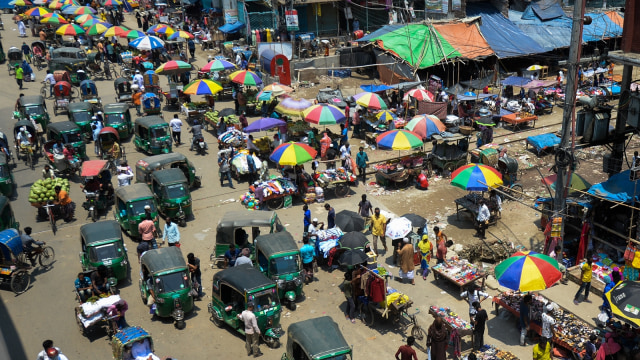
577;221;591;261
368;277;385;302
449;329;461;358
266;29;272;42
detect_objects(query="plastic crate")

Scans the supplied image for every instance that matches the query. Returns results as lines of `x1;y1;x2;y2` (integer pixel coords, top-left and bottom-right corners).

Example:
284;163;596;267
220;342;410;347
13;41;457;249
327;69;351;78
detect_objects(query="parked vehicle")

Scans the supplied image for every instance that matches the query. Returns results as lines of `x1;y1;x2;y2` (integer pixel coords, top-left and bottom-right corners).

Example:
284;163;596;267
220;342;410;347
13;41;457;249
133;116;172;155
282;317;352;360
67;101;94;140
103;103;132;138
0;196;19;231
148;168;193;226
0;154;15;198
135;153;201;189
46;121;87;159
79;220;129;287
114;77;133;104
17;95;50;131
113;183;160;238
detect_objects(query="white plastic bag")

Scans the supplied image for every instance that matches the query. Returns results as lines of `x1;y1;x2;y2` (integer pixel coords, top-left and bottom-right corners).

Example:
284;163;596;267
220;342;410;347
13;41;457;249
596;310;609;327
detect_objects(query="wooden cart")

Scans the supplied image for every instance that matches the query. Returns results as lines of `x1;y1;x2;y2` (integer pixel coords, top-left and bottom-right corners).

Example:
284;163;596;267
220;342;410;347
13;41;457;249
431;260;487;293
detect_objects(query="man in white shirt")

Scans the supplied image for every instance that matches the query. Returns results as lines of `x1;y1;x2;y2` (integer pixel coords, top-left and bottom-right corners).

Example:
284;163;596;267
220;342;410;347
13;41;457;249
117;168;134;187
234;248;252;267
339;143;351;168
235;51;242;66
169;114;183;145
44;70;56;97
476;199;490;239
541;304;556;341
247;134;258;152
133;69;144;90
460;284;489;322
238;302;263;357
36;340;69;360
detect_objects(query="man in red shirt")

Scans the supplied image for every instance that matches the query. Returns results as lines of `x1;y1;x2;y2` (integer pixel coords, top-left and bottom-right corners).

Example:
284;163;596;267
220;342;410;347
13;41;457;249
395;336;418;360
138;213;158;249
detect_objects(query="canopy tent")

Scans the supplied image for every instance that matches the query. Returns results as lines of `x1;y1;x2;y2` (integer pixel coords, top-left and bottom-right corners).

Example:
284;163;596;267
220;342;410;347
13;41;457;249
582;12;623;41
366;24;461;69
456;93;495;101
501;76;531;86
357;24;404;42
432;22;495;60
606;10;624;29
219;22;244;34
587;170;638;203
466;3;547;58
509;9;572;51
529;2;565;20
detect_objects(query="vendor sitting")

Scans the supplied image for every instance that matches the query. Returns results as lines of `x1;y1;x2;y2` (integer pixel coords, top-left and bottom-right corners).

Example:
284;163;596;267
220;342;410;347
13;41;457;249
295;165;316;193
415;169;429;190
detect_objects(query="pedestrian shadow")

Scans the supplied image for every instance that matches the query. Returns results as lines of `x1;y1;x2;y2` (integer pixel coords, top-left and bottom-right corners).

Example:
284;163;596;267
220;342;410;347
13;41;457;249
486;311;521;347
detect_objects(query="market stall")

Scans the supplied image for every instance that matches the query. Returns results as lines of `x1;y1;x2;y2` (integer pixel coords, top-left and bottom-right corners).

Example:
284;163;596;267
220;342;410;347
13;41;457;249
472;344;519;360
431;258;487;292
312;168;355;199
241;177;298;210
357;266;416;327
314;227;344;263
181;101;209;124
230;150;263;180
500;112;537;130
455;193;498;227
493;291;596;354
218;129;247;149
428;306;474;343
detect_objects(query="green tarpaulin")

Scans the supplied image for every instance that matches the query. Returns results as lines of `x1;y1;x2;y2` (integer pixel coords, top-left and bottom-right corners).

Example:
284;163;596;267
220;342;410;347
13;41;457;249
366;24;461;69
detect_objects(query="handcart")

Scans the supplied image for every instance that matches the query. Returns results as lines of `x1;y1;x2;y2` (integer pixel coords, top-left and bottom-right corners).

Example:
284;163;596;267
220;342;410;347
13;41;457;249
75;294;121;338
375;168;416;189
315;169;354;198
426;134;469;177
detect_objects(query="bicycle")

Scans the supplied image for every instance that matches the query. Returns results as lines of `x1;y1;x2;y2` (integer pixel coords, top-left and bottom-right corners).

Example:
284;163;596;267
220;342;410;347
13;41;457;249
40;81;51;99
42;202;57;234
403;309;426;343
18;244;55;268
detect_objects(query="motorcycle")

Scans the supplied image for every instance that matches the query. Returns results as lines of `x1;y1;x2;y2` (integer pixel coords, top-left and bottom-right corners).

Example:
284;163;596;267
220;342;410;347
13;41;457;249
193;136;208;155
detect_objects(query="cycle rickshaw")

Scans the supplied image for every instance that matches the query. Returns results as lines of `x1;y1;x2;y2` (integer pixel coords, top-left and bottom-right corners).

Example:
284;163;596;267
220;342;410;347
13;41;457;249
53;81;75;116
80;79;102;112
98;126;124;167
13;120;40;169
85;52;114;80
0;229;31;294
141;92;162;115
31;41;47;70
114;77;133;104
112;326;157;360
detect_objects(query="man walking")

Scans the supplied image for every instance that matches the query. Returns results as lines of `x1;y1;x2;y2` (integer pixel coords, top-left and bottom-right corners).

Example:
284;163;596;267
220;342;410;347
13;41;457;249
398;238;415;285
395;336;418;360
218;153;234;189
15;65;24;90
324;203;335;229
169;114;183;145
357;194;372;224
355;147;368;183
162;218;180;247
187;252;203;299
472;301;488;350
246;150;257;184
370;207;388;255
44;70;56;97
239;303;263;357
300;237;315;284
574;251;593;304
475;199;490;239
303;204;311;232
138;213;158;249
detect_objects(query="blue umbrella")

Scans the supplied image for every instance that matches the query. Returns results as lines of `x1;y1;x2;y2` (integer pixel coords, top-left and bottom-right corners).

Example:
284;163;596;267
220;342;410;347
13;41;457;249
129;35;164;50
463;91;477;97
61;5;79;14
244;118;286;133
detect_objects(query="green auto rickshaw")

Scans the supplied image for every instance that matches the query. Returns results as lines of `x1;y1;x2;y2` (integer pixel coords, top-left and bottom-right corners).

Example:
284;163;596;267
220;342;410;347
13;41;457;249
133;116;172;155
136;153;201;189
255;231;304;310
139;247;194;329
0;153;15;198
212;211;284;268
67;102;94;141
282;317;352;360
103;103;133;139
79;220;130;286
208;265;284;348
17;95;50;132
0;196;19;231
114;183;161;239
46;121;87;159
149;168;193;226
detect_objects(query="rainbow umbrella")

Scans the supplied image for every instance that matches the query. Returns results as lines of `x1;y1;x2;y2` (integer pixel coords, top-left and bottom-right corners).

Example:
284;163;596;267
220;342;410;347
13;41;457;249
155;60;192;75
542;173;592;192
75;14;94;23
450;164;503;191
61;5;80;15
229;70;263;86
376;110;396;122
147;23;174;35
182;79;223;95
302;104;346;125
24;7;51;17
49;0;77;9
275;98;312;117
494;251;562;292
255;90;273;101
168;30;193;40
80;18;107;28
10;0;32;5
103;25;128;37
56;23;85;35
376;129;423;150
40;13;69;24
405;114;446;139
263;82;293;95
353;92;387;110
123;29;145;39
86;23;109;36
270;142;318;166
73;5;95;14
201;59;236;72
101;0;121;6
403;88;435;102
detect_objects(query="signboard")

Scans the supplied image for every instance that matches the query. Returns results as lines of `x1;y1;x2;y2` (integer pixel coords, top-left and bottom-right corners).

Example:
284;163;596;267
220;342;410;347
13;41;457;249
224;9;238;24
285;10;299;31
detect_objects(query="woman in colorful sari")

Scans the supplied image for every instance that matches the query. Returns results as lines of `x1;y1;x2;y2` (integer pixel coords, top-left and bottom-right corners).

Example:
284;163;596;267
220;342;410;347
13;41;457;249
417;234;433;280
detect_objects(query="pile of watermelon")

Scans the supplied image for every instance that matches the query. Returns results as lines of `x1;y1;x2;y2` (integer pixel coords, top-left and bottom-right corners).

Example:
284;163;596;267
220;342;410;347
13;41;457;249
29;178;70;205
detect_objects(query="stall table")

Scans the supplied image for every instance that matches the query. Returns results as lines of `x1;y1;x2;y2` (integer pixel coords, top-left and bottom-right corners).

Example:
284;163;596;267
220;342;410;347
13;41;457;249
431;259;487;292
473;345;520;360
428;306;474;342
455;194;498;226
501;113;537;130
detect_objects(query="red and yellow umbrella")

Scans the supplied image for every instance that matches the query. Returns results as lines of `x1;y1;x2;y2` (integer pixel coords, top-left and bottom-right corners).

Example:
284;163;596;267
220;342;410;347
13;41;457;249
229;70;263;86
55;23;85;36
403;88;435;102
75;14;94;23
302;104;346;125
155;60;192;75
86;23;109;36
450;163;502;191
73;5;95;15
103;25;129;38
495;251;562;291
147;23;174;36
353;92;388;110
168;30;193;40
269;142;318;166
182;79;223;95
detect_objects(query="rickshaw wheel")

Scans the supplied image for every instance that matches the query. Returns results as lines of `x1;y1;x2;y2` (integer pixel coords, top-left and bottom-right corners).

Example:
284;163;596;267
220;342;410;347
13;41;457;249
267;197;284;210
38;246;55;267
211;311;224;327
10;269;30;294
179;218;186;227
264;337;280;349
75;307;86;335
40;87;47;99
175;320;186;330
507;184;524;201
359;303;375;326
411;325;426;342
334;183;349;198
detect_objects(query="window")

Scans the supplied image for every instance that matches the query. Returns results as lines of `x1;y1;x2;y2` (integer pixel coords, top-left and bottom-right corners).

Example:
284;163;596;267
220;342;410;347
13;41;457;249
156;271;188;293
258;251;268;272
270;255;300;275
128;199;155;217
88;243;122;262
163;184;186;199
72;111;91;124
63;132;82;144
248;289;278;310
151;127;167;138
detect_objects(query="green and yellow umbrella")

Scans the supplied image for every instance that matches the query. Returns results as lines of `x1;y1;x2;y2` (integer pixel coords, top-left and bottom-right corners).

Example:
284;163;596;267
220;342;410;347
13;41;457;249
353;92;388;110
269;142;318;166
229;70;263;86
73;6;95;15
55;23;85;36
103;25;129;38
495;251;562;292
86;23;109;36
75;14;94;23
80;18;104;28
24;7;51;17
40;13;69;25
168;30;194;40
49;0;78;9
123;29;145;39
155;60;192;76
302;104;346;126
450;163;503;192
182;79;223;95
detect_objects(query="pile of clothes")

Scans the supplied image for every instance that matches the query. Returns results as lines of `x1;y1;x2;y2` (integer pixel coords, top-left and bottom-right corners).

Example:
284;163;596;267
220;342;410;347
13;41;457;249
231;151;262;175
316;168;356;184
218;129;247;147
249;178;297;204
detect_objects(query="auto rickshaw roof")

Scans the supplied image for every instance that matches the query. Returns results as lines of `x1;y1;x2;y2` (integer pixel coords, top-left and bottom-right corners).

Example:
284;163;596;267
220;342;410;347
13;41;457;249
140;247;187;275
136;116;167;128
48;121;80;133
0;229;22;260
213;265;275;293
150;168;187;185
115;183;154;202
19;95;45;106
67;101;94;112
138;153;188;169
255;231;298;259
286;316;351;360
114;77;131;86
52;47;84;55
80;220;121;246
99;126;119;140
81;160;109;177
217;211;277;230
103;103;130;113
0;153;8;165
7;47;21;54
14;119;36;132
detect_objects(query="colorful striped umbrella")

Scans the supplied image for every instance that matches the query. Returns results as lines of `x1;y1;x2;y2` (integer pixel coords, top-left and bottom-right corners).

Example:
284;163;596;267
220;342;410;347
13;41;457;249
80;18;108;28
270;142;318;166
24;7;51;17
103;25;128;37
101;0;121;6
200;59;236;72
86;23;109;36
494;251;562;291
450;163;503;191
49;0;77;9
229;70;263;86
74;5;95;14
274;98;312;117
40;13;69;24
376;129;423;150
155;60;192;75
376;110;396;122
75;14;94;23
255;90;274;101
182;79;223;95
405;114;446;139
263;82;293;95
353;92;388;110
542;173;592;192
403;88;435;102
129;35;164;50
10;0;32;5
302;104;346;125
123;29;145;39
147;23;174;35
55;23;85;35
168;30;193;40
61;5;80;15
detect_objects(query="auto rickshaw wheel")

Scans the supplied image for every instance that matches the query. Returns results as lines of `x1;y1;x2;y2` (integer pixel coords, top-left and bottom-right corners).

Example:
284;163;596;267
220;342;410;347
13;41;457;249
287;301;297;311
264;337;280;349
211;311;224;328
10;269;30;294
443;163;456;178
174;320;186;330
38;246;55;267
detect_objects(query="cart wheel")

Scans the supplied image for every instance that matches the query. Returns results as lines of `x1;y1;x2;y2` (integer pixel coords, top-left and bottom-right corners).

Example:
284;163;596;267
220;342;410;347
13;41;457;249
411;325;426;342
10;269;30;294
359;303;375;326
509;184;524;201
38;246;55;267
75;307;86;335
287;301;297;311
267;197;284;210
443;163;456;178
264;337;280;349
334;183;349;198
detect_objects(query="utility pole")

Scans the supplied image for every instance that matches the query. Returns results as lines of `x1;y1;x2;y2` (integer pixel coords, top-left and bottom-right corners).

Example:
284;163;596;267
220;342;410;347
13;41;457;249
555;0;587;257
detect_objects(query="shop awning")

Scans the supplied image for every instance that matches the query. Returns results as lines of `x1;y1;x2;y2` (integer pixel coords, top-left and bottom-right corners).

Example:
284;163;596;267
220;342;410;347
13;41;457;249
219;22;245;34
466;3;547;58
587;170;637;203
432;22;494;59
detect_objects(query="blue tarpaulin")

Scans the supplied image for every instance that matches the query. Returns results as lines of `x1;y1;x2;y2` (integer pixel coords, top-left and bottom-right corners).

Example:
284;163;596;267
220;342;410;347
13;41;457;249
526;133;561;154
547;12;623;42
219;22;245;34
532;3;565;20
357;25;404;42
501;76;532;86
588;170;638;203
509;10;572;51
466;3;547;58
360;84;394;92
